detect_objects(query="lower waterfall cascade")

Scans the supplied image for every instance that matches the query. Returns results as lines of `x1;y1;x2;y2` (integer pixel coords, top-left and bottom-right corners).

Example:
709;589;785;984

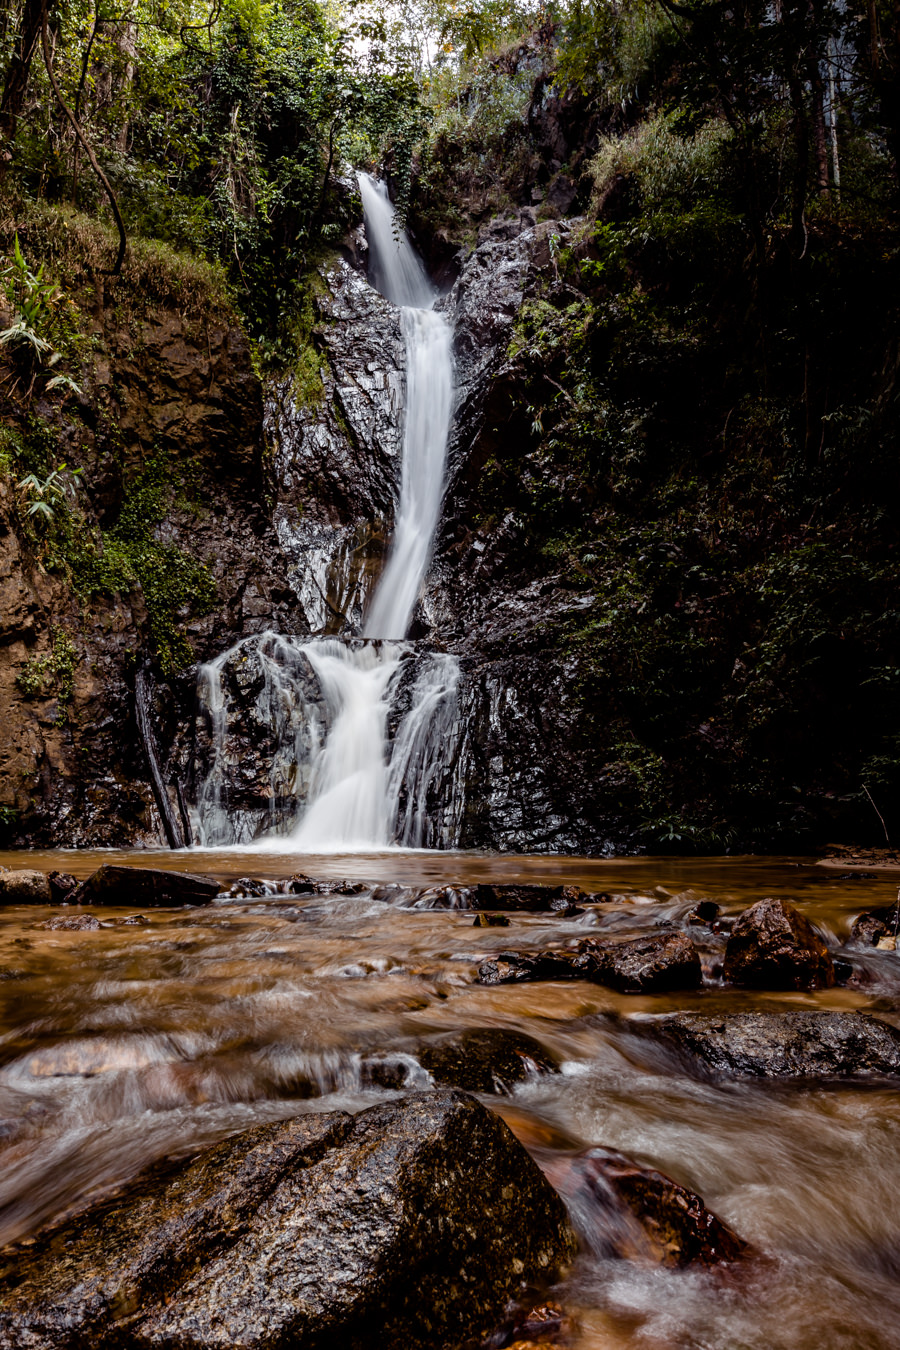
194;175;460;850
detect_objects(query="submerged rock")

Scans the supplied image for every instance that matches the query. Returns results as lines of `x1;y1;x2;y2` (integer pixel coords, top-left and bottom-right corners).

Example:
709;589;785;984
38;913;101;931
0;1090;575;1349
0;870;52;905
71;865;221;908
417;1028;558;1094
473;912;510;927
723;898;834;990
546;1147;749;1268
644;1011;900;1078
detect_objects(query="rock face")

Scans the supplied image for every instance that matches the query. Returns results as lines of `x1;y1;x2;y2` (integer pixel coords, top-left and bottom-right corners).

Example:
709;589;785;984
0;1090;575;1350
478;932;701;993
0;280;306;848
267;261;406;635
546;1147;749;1268
646;1011;900;1078
723;898;835;990
417;1028;558;1093
72;865;220;908
0;869;51;904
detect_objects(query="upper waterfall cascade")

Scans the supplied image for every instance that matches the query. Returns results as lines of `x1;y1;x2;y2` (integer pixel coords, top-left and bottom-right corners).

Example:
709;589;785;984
194;175;459;850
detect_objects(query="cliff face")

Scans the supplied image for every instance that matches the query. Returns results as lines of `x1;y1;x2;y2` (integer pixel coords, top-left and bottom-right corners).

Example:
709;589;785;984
0;267;304;846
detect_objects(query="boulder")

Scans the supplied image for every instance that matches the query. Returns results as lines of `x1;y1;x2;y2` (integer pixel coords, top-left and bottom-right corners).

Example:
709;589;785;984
0;1090;576;1350
71;865;221;908
225;876;270;897
644;1011;900;1078
0;870;51;904
686;900;721;927
478;950;581;986
47;871;77;902
850;905;899;947
576;932;702;994
417;1028;558;1094
545;1147;748;1268
723;897;834;990
472;912;510;927
478;933;701;993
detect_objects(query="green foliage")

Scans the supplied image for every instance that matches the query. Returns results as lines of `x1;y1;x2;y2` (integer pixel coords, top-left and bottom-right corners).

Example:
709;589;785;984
17;629;79;722
67;453;218;676
17;464;82;522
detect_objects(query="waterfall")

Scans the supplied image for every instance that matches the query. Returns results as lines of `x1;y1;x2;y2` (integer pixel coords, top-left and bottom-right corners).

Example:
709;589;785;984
194;175;460;851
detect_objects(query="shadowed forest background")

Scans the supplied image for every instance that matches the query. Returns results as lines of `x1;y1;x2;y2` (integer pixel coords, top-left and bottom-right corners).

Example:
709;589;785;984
0;0;898;852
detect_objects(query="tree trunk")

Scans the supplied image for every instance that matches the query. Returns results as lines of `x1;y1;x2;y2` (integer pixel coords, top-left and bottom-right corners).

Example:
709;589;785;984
0;0;44;139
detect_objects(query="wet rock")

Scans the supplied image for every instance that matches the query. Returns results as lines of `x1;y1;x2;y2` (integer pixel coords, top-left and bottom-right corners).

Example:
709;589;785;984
549;891;583;917
645;1011;900;1078
414;885;475;909
482;1296;572;1348
478;933;701;993
832;955;854;983
723;897;834;990
473;912;511;927
226;876;270;897
371;883;415;905
477;950;581;986
0;870;51;904
576;932;702;994
417;1028;558;1094
0;1089;576;1349
850;904;900;946
285;873;318;894
114;914;150;926
47;871;77;903
546;1147;749;1268
472;884;587;913
71;865;221;908
38;914;101;931
686;900;721;927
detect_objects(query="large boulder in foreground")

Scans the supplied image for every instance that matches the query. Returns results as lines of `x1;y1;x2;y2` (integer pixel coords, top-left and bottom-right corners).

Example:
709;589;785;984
723;898;834;990
0;1090;575;1350
0;869;51;904
71;864;220;908
645;1011;900;1078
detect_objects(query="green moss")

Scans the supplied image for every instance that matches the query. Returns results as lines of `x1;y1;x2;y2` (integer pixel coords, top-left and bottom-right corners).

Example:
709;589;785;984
65;453;217;676
17;629;78;721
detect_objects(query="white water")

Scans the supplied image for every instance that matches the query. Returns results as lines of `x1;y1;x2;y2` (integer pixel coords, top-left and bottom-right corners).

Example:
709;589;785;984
195;184;458;851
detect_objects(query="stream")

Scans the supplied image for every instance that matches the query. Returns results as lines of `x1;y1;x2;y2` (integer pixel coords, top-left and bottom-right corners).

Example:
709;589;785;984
1;850;899;1348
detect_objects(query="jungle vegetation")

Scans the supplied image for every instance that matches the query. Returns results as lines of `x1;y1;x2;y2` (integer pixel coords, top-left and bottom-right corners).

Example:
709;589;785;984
1;0;899;847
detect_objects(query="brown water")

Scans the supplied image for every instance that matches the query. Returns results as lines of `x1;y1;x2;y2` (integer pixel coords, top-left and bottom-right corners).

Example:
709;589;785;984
2;850;900;1348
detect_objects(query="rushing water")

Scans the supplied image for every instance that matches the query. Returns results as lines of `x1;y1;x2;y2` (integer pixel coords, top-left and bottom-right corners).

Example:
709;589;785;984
194;175;457;851
2;851;900;1347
